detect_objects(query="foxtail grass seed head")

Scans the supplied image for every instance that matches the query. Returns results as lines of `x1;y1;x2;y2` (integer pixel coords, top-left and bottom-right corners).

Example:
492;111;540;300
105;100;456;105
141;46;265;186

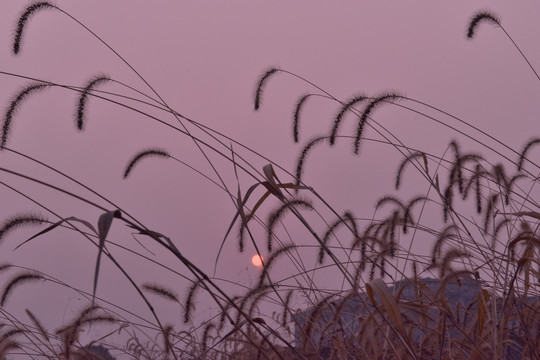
395;152;426;190
257;245;296;288
0;213;47;243
76;74;111;130
123;148;170;179
201;322;215;352
330;95;367;146
142;283;179;303
295;136;326;189
320;212;358;264
518;137;540;171
184;279;202;324
467;10;501;39
1;272;45;306
281;289;294;328
254;67;279;111
354;93;401;154
293;94;311;143
2;83;49;149
13;2;55;55
266;199;313;252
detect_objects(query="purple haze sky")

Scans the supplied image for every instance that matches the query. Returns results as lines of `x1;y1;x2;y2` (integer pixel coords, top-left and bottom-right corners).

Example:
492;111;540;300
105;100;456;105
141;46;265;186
0;0;538;346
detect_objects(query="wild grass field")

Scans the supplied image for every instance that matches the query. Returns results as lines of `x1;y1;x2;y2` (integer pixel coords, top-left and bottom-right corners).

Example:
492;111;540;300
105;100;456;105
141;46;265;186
0;2;538;359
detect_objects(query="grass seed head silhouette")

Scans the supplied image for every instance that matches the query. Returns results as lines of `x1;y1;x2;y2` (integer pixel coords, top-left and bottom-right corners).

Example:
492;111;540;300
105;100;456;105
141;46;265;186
466;10;501;39
184;279;202;324
292;93;312;143
518;137;540;171
142;283;179;303
266;199;313;252
1;272;45;307
13;2;55;55
330;94;367;146
354;92;401;154
295;136;326;189
320;212;358;264
2;83;49;149
257;244;296;289
0;213;48;243
123;148;170;179
253;67;280;111
395;152;428;190
76;74;111;131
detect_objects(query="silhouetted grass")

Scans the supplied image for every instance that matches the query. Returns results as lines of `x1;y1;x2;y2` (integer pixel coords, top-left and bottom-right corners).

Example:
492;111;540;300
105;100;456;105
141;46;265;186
0;3;537;360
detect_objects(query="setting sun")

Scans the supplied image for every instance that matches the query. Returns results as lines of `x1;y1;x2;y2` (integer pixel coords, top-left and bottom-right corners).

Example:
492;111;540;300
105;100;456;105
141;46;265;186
251;254;263;267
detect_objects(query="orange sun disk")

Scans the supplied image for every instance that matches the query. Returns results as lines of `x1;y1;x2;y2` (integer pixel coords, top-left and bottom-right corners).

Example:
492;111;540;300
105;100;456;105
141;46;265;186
251;254;263;267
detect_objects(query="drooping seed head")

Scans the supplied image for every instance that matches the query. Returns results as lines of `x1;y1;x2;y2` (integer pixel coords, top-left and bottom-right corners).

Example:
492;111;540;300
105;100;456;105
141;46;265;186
253;67;280;111
123;148;170;179
76;74;111;131
467;10;501;39
13;2;56;55
2;83;50;149
0;213;47;243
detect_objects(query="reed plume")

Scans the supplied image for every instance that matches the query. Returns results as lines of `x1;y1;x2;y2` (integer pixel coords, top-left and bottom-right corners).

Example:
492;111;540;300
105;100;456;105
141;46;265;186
76;74;111;130
123;148;170;179
2;83;49;149
13;2;55;55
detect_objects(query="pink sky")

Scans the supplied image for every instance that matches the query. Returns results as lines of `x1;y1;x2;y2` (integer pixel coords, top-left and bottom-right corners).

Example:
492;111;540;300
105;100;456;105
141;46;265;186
0;0;538;351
